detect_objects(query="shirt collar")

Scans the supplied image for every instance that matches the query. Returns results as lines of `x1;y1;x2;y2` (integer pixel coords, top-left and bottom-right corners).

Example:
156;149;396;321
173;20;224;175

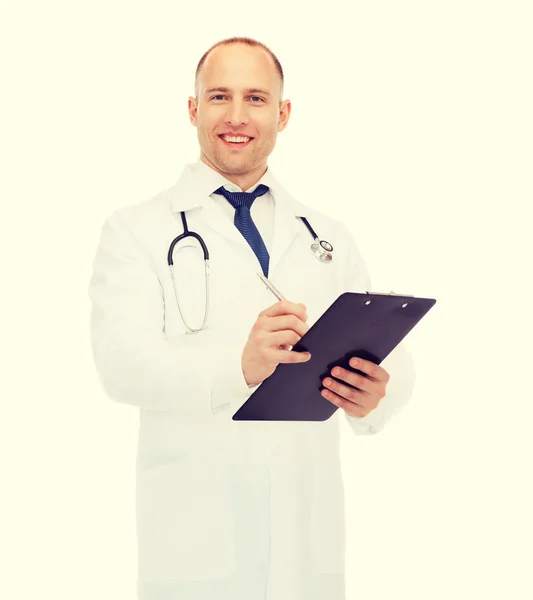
191;157;277;196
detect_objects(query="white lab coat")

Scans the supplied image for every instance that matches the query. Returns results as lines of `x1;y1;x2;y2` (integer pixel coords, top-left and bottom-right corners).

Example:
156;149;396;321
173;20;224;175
89;163;416;600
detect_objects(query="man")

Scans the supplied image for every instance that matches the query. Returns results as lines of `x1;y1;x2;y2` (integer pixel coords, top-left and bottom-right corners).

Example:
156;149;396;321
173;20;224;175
89;36;415;600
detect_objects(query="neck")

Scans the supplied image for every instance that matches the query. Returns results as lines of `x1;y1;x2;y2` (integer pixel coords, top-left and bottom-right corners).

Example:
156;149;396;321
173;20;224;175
200;153;267;191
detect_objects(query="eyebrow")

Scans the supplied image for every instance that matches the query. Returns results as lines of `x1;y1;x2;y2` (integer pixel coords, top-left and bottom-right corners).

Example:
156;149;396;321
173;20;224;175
205;87;272;97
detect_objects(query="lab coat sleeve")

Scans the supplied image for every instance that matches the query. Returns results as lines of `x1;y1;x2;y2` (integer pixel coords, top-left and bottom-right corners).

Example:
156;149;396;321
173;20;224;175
340;226;416;435
88;210;252;419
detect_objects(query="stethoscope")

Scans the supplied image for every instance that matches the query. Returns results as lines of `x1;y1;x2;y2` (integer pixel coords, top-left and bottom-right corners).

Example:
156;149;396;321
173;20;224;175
167;212;333;334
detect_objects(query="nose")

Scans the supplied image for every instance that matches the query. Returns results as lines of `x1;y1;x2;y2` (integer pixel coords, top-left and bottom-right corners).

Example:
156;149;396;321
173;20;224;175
224;99;250;127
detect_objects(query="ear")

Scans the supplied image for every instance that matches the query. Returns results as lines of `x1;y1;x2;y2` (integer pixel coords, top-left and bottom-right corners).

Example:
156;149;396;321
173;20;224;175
277;99;292;133
188;96;198;126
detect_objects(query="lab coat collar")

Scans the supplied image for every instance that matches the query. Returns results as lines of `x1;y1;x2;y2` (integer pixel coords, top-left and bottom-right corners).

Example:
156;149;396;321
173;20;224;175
169;159;312;276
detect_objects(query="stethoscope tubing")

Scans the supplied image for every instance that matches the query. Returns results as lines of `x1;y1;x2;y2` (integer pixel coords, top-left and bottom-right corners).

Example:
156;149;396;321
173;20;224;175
167;212;210;265
168;213;332;264
168;211;333;333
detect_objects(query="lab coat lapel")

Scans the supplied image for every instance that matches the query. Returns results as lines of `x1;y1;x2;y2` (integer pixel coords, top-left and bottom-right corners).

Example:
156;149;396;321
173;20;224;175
170;163;250;251
268;191;301;278
201;200;248;249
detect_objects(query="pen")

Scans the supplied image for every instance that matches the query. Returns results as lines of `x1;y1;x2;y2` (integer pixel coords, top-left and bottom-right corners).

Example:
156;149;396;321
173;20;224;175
256;272;286;301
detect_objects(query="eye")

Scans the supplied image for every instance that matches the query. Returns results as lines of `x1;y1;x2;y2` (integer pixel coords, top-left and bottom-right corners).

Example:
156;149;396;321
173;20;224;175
210;95;265;103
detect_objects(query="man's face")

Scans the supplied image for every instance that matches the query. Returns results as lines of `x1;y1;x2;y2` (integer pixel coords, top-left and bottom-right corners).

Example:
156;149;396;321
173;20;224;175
188;44;291;184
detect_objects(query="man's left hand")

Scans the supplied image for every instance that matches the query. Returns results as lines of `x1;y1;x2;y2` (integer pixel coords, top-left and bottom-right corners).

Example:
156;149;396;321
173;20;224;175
321;357;389;418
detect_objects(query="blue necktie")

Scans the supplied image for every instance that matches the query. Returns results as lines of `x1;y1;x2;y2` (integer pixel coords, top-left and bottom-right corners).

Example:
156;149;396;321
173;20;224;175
213;184;270;277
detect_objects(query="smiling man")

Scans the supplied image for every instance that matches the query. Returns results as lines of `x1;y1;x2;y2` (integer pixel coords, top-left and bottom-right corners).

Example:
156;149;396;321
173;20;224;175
89;37;416;600
190;41;289;192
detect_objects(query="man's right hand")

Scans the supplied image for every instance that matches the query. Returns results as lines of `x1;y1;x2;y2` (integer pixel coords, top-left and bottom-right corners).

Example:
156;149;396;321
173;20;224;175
241;300;312;386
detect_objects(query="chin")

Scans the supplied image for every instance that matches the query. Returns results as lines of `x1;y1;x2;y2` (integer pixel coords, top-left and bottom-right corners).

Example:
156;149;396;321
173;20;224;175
216;157;254;174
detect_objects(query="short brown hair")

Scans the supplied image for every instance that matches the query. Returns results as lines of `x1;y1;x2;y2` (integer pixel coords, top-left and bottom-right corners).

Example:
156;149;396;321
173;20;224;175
195;37;284;102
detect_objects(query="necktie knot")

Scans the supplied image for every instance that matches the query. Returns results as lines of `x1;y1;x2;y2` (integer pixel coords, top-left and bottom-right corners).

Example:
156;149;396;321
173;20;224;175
213;184;269;210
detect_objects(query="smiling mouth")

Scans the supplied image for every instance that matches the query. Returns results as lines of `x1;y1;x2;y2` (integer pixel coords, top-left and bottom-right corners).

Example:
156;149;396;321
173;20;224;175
218;134;254;147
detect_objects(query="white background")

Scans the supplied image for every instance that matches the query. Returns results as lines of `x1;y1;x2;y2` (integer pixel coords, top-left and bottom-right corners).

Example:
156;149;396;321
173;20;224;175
1;1;532;598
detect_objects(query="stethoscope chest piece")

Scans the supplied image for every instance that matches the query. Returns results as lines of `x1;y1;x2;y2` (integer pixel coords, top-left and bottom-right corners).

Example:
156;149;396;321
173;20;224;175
311;239;333;262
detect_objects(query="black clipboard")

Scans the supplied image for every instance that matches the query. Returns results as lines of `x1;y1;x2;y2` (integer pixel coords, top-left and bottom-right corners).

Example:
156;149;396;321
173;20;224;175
232;291;436;422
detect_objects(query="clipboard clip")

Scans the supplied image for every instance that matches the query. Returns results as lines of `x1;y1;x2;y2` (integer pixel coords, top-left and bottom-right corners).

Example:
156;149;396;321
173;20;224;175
365;291;415;297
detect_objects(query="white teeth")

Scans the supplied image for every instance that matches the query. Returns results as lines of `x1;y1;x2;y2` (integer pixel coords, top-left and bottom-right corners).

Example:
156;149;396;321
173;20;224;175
221;135;251;143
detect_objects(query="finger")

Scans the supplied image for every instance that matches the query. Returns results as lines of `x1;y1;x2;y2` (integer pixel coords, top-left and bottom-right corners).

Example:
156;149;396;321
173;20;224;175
261;300;308;323
270;330;301;349
348;357;389;383
327;365;377;395
262;314;310;339
276;347;312;364
320;388;369;418
322;375;369;407
267;332;311;363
